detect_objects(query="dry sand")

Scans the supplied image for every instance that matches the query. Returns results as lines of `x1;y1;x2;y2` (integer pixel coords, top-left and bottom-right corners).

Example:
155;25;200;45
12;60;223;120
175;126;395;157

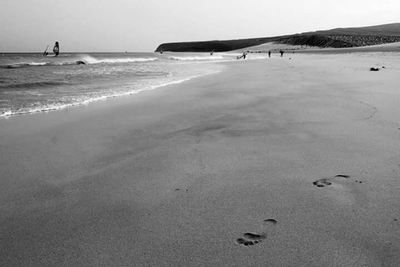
1;52;400;266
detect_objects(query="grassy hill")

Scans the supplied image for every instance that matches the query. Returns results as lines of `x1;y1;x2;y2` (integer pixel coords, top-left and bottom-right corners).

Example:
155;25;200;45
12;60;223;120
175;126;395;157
155;23;400;52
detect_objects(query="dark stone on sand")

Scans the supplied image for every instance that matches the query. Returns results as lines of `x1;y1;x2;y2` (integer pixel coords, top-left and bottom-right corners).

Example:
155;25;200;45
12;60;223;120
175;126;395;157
370;67;379;71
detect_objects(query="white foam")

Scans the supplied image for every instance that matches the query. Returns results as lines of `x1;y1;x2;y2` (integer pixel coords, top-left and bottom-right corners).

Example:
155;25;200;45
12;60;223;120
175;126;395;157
81;56;158;64
216;52;243;57
247;54;269;60
0;62;49;68
28;62;48;66
168;55;225;61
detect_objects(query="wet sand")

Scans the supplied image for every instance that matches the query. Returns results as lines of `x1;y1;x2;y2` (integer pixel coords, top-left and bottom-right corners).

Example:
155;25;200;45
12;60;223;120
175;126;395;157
1;53;400;266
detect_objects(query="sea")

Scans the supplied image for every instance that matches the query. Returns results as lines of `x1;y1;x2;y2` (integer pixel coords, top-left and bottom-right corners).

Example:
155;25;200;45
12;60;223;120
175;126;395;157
0;52;258;118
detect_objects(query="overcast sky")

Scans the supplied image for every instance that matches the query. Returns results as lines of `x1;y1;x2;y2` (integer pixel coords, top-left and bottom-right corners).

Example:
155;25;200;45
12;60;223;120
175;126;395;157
1;0;399;52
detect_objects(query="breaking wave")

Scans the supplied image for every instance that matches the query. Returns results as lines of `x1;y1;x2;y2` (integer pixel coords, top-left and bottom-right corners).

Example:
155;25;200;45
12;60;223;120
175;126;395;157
0;56;158;69
80;56;158;64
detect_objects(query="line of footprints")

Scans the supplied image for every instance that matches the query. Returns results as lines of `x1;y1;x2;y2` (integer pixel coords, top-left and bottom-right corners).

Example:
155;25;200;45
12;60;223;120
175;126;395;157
313;174;398;222
236;175;365;247
236;174;366;247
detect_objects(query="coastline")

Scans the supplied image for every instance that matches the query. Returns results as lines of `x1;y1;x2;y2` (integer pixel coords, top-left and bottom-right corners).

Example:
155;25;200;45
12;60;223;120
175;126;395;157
1;53;400;266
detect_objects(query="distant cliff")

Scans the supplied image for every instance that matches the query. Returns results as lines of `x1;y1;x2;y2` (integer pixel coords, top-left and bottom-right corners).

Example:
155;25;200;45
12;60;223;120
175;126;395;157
155;23;400;52
156;37;277;53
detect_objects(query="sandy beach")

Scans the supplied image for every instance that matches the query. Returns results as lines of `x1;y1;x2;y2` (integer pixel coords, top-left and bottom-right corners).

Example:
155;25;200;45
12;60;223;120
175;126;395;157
1;52;400;266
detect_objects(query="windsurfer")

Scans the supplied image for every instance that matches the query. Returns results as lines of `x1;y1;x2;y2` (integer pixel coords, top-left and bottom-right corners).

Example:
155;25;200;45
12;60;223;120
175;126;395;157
53;42;60;56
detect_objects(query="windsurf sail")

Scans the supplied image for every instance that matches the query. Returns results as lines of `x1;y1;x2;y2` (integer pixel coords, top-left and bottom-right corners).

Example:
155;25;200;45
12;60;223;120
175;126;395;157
53;42;60;56
43;45;49;56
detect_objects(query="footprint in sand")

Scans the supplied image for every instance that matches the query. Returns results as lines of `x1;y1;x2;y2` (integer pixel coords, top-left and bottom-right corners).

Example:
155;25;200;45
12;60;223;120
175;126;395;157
313;174;350;188
236;232;266;246
236;219;277;247
263;218;278;225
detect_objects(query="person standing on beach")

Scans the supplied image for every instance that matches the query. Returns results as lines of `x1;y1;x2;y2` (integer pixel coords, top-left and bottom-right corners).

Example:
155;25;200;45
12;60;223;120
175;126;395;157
280;50;284;57
268;51;271;58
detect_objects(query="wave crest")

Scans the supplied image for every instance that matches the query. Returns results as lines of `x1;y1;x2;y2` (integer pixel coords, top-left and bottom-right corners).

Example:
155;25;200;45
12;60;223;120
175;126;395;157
80;56;158;64
0;56;158;69
0;81;69;90
168;55;224;61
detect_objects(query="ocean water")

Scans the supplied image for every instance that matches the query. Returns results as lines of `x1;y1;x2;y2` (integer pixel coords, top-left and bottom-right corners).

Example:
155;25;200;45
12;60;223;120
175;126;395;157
0;52;248;118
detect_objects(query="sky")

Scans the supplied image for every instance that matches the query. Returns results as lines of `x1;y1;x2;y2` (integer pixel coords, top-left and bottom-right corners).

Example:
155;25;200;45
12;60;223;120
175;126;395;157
0;0;399;52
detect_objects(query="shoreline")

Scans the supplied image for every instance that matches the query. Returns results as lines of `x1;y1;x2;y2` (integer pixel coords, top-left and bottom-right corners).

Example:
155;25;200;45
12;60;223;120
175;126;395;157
1;48;397;120
0;53;225;119
1;53;400;266
0;71;220;119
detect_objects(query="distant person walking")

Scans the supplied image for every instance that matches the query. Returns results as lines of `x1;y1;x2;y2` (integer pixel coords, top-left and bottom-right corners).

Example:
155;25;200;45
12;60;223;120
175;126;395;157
237;51;248;60
268;51;271;58
279;50;284;57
